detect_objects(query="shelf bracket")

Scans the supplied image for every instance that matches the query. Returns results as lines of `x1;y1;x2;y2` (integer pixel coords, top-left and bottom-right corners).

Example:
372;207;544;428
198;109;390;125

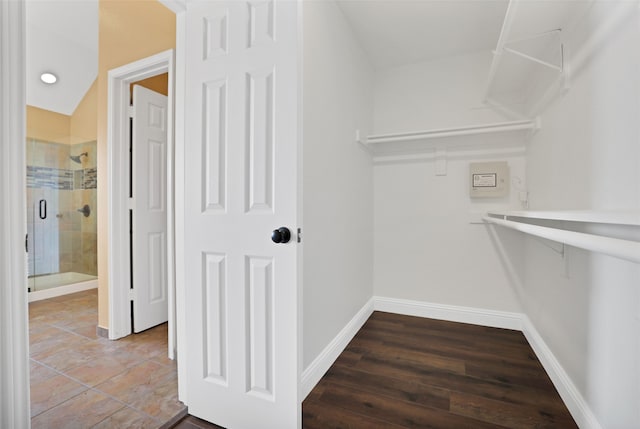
503;46;563;72
484;97;527;121
532;235;566;256
501;214;565;256
484;0;520;100
505;28;562;45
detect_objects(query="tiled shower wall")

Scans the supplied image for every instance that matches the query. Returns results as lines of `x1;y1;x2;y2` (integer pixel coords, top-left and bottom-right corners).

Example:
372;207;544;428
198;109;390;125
26;139;97;277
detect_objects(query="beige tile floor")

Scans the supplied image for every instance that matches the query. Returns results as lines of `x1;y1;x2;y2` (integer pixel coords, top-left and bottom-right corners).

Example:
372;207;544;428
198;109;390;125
29;289;186;428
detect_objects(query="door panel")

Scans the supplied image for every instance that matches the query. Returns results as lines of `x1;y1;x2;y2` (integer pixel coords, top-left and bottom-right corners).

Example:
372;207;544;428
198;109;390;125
246;255;274;398
132;85;169;333
203;79;227;213
246;68;274;213
183;1;299;428
203;252;227;384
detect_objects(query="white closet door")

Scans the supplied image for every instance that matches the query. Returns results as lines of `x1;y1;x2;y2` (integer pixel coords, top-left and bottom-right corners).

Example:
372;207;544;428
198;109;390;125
182;1;300;428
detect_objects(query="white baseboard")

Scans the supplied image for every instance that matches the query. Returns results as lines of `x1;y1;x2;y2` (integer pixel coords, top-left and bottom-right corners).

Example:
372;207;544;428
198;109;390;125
300;298;374;400
28;280;98;302
521;316;602;429
373;296;523;331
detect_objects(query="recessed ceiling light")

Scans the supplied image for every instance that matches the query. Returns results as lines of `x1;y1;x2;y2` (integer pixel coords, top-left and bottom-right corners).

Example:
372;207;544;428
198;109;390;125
40;72;57;84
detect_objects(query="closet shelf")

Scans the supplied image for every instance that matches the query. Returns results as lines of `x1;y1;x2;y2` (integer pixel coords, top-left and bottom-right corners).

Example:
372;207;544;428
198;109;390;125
484;211;640;264
487;210;640;226
485;1;635;118
484;0;588;117
357;119;539;155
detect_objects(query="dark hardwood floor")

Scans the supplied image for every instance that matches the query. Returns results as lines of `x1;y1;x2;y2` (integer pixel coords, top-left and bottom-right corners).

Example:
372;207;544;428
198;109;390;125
171;414;225;429
304;311;577;428
173;311;577;429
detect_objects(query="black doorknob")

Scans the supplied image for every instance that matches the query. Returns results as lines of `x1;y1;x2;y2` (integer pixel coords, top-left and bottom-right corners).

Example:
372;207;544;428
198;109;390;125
271;227;291;244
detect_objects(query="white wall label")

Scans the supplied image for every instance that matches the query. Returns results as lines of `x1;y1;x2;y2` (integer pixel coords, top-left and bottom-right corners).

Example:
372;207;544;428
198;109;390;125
472;173;496;187
469;161;509;198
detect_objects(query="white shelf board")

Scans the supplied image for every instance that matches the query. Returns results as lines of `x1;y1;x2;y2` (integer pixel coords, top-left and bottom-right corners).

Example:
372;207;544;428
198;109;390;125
487;210;640;226
357;119;539;158
363;119;538;145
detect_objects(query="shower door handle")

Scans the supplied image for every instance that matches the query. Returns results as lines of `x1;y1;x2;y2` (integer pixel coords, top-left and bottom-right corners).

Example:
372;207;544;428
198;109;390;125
39;199;47;219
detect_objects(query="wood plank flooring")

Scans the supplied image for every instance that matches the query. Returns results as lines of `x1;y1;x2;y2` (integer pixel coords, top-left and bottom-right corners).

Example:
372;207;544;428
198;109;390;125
303;311;577;429
172;415;225;429
172;311;577;428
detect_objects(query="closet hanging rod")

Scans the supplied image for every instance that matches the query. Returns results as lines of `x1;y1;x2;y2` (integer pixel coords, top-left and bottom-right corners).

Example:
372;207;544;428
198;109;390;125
505;28;562;45
483;216;640;264
362;119;538;145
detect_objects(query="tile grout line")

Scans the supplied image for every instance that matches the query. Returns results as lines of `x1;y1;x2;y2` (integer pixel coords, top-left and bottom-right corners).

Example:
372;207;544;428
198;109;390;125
29;291;181;427
88;404;165;428
31;357;167;425
31;335;169;424
31;319;99;341
89;358;175;424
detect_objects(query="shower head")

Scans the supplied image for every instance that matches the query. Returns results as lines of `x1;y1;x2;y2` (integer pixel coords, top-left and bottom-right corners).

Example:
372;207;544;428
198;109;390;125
70;152;88;164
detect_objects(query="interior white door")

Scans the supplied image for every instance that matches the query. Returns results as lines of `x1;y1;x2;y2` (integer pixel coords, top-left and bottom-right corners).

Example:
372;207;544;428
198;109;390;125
132;84;169;333
182;1;300;428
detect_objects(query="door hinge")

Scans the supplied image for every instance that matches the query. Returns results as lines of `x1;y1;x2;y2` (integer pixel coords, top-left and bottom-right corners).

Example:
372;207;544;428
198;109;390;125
128;289;136;301
297;228;302;243
128;105;134;118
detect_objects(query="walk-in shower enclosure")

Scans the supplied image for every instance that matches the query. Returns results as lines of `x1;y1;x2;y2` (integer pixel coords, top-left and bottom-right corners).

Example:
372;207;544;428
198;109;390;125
26;139;97;291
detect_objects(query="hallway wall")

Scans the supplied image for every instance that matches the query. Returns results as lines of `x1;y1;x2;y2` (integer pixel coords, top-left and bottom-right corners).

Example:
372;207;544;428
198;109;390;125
26;106;70;144
70;79;98;145
96;0;175;329
27;79;97;146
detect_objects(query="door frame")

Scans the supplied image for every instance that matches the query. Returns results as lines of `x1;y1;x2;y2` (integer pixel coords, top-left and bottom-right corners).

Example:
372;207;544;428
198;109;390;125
0;0;31;424
107;50;176;355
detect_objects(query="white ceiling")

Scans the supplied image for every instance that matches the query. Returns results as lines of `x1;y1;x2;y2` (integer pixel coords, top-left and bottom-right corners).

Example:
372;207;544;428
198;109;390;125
336;0;509;70
26;0;98;116
24;0;508;113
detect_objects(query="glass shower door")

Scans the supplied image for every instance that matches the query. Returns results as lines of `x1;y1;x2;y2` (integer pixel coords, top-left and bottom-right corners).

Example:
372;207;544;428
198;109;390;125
26;139;64;292
29;191;61;291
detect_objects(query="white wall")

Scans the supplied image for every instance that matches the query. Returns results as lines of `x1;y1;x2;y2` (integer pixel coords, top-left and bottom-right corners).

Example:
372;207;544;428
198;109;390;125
374;154;525;311
302;1;374;369
373;52;507;135
372;52;523;313
517;5;640;427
